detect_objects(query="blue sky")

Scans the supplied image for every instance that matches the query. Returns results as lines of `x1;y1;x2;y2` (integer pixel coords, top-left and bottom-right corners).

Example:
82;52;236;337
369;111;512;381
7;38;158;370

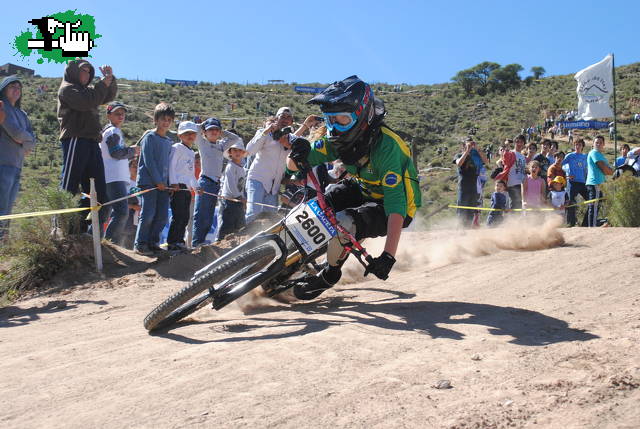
1;0;638;85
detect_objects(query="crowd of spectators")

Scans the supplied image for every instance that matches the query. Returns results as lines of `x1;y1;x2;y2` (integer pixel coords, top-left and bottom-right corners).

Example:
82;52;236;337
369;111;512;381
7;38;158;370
454;131;623;228
0;60;341;254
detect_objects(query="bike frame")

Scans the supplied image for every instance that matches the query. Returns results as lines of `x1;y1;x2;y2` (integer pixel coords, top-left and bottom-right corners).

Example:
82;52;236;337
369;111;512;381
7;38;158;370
189;163;373;301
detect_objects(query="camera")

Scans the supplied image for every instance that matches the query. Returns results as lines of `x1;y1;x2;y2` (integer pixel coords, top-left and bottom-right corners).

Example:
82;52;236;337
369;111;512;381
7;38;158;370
273;126;293;140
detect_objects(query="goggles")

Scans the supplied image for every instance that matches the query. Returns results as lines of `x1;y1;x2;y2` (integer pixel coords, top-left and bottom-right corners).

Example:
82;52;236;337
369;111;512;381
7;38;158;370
323;111;357;133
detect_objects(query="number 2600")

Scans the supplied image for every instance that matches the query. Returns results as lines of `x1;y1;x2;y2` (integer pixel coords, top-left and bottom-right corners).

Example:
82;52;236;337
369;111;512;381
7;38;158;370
295;210;326;244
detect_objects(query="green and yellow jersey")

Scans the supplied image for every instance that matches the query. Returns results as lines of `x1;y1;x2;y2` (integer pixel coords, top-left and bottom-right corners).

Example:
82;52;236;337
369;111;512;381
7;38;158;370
307;126;422;218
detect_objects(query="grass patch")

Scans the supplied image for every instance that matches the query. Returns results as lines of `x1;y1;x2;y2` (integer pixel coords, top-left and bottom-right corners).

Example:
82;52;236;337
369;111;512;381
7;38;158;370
602;176;640;227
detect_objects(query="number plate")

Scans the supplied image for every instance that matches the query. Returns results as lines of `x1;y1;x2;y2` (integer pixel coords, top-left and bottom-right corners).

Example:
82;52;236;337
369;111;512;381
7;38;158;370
285;199;337;254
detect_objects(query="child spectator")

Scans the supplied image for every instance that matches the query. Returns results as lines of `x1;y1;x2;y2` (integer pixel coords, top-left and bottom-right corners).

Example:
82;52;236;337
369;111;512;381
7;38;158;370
546;151;566;188
533;139;552;180
522;160;546;213
167;121;198;251
122;157;140;249
549;176;569;219
216;140;248;240
616;144;630;167
99;102;138;245
525;142;537;164
486;180;511;227
134;102;175;255
191;118;241;247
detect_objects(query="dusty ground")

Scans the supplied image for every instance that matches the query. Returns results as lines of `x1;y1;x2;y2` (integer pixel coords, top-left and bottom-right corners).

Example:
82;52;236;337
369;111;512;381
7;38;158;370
1;221;639;429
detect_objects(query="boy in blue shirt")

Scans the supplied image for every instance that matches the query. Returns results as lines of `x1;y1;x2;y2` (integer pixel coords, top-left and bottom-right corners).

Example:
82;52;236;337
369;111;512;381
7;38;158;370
585;135;614;227
562;138;589;227
134;103;175;255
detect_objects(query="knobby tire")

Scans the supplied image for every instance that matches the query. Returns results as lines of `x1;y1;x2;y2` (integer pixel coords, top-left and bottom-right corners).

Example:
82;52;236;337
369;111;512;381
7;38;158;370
143;244;276;331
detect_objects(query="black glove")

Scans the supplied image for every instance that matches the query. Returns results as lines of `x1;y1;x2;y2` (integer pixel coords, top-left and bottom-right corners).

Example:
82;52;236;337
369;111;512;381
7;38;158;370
364;251;396;280
289;138;311;166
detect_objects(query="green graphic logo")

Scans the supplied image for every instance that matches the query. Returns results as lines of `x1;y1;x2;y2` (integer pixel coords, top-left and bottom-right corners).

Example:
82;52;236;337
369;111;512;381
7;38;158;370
12;10;100;64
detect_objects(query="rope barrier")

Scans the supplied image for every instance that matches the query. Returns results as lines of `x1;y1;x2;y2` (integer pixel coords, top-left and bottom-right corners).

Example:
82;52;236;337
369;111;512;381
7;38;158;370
0;187;158;222
448;198;604;212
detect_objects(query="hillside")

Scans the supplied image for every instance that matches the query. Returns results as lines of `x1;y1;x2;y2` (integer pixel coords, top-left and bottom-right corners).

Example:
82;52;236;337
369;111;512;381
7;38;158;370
10;62;640;216
1;225;639;428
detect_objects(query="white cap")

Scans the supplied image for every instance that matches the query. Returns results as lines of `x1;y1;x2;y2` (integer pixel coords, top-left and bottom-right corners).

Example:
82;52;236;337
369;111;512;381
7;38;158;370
177;121;199;135
276;106;293;117
223;139;247;160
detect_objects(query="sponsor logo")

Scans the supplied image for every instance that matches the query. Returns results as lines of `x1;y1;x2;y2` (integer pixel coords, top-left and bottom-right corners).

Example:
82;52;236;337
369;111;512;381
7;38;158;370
308;200;337;236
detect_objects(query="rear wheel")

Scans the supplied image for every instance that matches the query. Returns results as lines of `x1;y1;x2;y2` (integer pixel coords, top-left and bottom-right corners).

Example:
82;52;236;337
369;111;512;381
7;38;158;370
143;244;277;331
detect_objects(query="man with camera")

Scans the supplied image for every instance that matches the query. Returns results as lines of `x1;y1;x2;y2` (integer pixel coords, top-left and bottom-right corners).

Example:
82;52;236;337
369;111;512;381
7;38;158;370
453;137;489;228
244;107;294;222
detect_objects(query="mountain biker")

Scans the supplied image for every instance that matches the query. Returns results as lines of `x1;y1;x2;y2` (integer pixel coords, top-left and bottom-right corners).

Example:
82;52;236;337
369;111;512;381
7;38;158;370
286;75;421;300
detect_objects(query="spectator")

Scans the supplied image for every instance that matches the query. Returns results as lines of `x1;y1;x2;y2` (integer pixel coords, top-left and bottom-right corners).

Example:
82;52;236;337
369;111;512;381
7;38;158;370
453;137;488;227
585;135;613;227
0;76;36;241
505;135;527;210
562;138;589;227
548;141;558;164
216;140;249;241
522;160;546;213
533;139;552;180
525;142;537;164
549;176;569;220
167;121;198;251
568;129;574;146
486;179;510;227
616;144;630;168
245;107;294;223
57;60;117;233
134;102;175;255
191;118;241;246
99;102;138;245
121;157;140;250
609;123;615;140
546;151;566;188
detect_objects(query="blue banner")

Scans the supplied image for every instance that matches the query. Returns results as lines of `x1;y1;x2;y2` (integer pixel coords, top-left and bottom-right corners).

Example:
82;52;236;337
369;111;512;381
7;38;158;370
560;120;609;130
294;86;326;94
165;79;198;86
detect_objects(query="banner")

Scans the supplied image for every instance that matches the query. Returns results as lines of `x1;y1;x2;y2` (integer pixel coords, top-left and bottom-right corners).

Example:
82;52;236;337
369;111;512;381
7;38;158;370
294;86;327;94
560;120;610;130
574;55;614;120
165;79;198;86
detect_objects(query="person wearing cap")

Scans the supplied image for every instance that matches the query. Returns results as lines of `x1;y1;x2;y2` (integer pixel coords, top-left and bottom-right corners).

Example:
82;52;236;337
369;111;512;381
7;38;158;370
216;140;248;241
244;107;294;223
99;102;139;245
166;121;198;250
58;60;117;233
0;75;36;241
549;175;569;219
191;118;242;246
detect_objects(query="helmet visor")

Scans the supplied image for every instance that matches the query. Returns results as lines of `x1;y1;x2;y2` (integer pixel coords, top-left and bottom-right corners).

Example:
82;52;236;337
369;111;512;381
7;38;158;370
323;112;357;133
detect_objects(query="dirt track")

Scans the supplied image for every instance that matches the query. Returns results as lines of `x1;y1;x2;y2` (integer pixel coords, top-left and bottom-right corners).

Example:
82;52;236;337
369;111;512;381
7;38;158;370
1;225;639;428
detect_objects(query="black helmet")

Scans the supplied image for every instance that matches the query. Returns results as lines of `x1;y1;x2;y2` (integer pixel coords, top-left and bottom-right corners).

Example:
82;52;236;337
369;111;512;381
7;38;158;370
308;76;384;162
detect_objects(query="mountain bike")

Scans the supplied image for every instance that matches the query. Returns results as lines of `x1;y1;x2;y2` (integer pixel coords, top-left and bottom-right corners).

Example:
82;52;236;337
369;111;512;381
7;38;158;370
143;164;374;331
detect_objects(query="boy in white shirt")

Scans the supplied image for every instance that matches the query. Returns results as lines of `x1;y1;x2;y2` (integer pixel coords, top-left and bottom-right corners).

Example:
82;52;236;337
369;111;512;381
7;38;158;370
167;121;198;250
217;140;248;240
100;102;139;245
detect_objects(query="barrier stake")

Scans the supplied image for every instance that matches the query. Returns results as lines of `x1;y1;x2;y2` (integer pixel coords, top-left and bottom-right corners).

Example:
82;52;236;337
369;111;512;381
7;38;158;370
90;178;103;272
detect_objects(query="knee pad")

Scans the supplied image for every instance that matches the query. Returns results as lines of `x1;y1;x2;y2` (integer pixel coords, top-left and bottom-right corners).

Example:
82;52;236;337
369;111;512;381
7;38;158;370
335;210;357;236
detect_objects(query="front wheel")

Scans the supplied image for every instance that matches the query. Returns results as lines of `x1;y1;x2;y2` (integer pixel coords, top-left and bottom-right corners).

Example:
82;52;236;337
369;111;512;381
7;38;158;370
143;244;277;331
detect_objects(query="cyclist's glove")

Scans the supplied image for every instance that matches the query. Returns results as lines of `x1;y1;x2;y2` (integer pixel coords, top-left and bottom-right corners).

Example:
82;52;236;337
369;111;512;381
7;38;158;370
289;137;311;167
364;251;396;280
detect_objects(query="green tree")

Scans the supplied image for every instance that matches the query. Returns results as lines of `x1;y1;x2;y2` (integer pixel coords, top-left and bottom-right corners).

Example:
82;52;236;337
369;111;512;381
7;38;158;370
452;68;476;96
489;63;524;93
470;61;500;95
530;66;546;79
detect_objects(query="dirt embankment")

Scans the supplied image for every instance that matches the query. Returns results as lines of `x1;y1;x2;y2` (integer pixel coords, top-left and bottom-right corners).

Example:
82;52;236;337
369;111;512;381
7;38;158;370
1;222;639;428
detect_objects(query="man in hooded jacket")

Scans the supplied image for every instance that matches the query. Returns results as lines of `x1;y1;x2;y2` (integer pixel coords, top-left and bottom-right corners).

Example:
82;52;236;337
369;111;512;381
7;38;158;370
57;59;117;232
